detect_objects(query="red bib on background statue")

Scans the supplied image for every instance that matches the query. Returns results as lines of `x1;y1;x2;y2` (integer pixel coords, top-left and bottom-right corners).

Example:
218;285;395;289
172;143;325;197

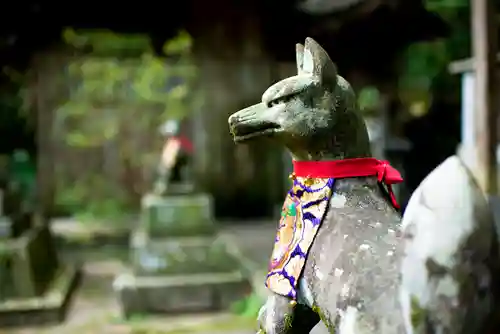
161;136;193;169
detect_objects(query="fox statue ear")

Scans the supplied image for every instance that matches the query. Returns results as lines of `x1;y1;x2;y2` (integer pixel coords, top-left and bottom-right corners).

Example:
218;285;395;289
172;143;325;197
302;37;338;88
296;43;304;74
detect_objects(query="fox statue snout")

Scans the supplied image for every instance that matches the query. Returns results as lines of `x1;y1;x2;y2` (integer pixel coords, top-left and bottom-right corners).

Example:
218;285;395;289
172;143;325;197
228;102;282;142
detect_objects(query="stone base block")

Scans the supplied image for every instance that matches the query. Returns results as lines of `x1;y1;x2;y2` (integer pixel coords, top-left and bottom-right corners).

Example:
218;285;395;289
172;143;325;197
0;264;82;327
113;271;250;318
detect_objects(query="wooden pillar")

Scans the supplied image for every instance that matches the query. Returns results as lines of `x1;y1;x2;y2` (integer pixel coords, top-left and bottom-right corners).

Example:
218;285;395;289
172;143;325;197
33;51;64;218
31;46;74;219
472;0;498;195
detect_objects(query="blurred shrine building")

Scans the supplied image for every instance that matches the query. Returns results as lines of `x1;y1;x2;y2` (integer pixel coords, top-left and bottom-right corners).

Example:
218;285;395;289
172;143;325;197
0;0;448;218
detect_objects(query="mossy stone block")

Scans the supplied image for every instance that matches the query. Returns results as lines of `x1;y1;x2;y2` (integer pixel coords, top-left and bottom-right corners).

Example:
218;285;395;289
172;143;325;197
141;193;215;238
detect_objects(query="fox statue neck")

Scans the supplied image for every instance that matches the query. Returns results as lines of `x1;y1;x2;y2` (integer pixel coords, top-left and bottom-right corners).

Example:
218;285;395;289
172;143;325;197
286;104;373;162
288;147;372;162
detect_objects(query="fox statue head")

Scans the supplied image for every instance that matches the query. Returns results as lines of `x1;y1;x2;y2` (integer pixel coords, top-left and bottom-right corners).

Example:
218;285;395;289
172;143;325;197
228;37;371;161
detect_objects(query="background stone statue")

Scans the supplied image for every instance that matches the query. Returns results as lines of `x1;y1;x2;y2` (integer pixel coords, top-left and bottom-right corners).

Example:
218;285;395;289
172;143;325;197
153;120;193;196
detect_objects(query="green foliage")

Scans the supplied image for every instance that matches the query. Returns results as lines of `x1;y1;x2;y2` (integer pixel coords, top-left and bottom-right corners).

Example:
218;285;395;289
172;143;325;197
58;51;195;147
399;0;470;106
55;175;131;222
163;31;193;55
63;28;153;57
231;292;263;318
54;30;197;220
426;0;468;11
59;30;196;147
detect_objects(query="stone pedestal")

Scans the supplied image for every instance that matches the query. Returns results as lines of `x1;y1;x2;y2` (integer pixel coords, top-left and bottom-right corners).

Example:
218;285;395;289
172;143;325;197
0;216;81;327
114;191;249;318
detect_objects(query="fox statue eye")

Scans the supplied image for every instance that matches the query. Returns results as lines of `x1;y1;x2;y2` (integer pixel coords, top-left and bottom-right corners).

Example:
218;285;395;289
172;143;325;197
267;94;295;108
268;100;280;108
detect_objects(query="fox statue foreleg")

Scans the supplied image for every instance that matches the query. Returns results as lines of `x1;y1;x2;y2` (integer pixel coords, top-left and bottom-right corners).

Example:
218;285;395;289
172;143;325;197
257;293;319;334
256;293;294;334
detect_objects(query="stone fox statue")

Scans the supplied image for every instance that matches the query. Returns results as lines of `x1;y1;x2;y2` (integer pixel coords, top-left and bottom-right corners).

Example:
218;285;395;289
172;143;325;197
399;154;500;334
228;37;406;333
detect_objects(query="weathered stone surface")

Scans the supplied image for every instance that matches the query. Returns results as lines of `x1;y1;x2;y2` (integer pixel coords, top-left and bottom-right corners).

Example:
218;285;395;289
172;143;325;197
113;271;249;317
167;182;195;195
0;212;32;240
0;225;59;300
400;155;500;333
0;216;12;239
130;233;240;276
141;193;216;238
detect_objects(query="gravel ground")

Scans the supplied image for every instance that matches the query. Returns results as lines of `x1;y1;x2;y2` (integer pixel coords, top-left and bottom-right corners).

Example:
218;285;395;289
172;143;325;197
2;219;327;334
4;242;255;334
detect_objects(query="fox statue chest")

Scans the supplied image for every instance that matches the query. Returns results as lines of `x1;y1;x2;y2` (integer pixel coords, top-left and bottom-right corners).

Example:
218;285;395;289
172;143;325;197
265;159;402;301
266;177;334;299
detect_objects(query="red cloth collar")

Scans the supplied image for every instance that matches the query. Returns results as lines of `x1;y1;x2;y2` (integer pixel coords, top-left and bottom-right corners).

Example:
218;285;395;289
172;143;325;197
292;158;403;209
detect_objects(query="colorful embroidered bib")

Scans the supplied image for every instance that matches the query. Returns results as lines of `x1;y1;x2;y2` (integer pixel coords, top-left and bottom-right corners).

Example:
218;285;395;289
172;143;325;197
266;176;335;299
265;158;403;300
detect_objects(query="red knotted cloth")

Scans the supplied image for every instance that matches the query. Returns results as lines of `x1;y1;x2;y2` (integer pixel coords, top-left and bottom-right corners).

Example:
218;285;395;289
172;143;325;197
292;158;403;209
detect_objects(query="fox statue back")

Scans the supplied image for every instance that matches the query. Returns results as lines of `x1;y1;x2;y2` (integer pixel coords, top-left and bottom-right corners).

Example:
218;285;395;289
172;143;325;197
400;155;500;333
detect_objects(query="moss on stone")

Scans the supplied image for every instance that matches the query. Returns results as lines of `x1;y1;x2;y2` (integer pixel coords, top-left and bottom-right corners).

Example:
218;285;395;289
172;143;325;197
312;305;335;333
410;295;426;328
230;292;262;318
283;312;294;330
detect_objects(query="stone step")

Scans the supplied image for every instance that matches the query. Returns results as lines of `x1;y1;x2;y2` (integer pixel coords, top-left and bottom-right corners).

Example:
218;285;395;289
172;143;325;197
219;223;275;302
0;264;82;327
0;225;59;300
113;271;250;318
221;238;269;302
130;236;241;276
